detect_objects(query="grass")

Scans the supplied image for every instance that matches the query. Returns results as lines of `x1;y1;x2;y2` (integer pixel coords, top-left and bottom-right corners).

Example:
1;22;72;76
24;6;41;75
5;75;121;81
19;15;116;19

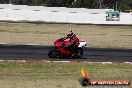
0;22;132;88
0;22;132;48
0;61;131;88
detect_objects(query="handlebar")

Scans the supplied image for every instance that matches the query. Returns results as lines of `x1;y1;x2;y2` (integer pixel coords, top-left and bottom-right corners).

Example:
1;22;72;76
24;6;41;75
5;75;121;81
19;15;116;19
57;38;65;42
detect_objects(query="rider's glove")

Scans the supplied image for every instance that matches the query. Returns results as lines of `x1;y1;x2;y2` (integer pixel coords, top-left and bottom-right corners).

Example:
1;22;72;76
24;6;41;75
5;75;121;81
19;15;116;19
65;44;71;47
61;44;65;47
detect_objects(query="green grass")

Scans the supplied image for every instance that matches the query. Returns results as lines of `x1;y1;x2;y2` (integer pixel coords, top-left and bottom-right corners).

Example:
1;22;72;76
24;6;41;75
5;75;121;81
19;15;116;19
0;61;131;88
0;22;132;48
0;22;132;88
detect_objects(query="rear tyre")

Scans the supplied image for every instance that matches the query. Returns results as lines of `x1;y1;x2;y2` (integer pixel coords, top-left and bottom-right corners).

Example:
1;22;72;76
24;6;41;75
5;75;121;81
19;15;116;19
48;48;60;58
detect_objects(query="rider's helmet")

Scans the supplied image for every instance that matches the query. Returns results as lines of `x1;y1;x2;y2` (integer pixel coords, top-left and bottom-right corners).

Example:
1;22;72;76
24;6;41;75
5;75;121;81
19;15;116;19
67;30;74;39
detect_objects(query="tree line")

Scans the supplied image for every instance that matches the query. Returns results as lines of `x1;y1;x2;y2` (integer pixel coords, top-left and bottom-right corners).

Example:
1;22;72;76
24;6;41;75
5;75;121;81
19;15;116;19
0;0;132;11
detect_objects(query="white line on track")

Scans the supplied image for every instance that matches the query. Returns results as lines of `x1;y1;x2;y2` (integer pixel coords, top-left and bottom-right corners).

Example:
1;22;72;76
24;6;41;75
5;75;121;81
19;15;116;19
124;62;132;64
0;43;41;45
0;60;131;65
88;62;113;64
42;60;71;63
0;43;9;45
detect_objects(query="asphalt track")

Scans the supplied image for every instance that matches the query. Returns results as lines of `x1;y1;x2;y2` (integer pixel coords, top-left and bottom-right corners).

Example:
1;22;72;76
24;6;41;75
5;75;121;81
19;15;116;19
0;44;132;62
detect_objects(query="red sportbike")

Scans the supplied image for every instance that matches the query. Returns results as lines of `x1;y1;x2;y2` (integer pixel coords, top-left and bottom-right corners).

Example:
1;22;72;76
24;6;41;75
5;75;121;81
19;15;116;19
48;37;86;58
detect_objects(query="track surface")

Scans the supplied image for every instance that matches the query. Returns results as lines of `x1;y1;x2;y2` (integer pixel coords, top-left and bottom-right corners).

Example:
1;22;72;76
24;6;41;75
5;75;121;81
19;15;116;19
0;44;132;62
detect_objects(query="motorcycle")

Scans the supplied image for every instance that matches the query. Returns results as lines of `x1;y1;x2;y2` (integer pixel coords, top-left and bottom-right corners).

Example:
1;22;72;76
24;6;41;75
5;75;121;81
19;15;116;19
48;37;86;58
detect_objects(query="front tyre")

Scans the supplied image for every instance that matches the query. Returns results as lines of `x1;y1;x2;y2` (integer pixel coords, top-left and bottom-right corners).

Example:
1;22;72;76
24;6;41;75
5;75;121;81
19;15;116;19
73;48;83;58
77;48;83;57
48;48;60;58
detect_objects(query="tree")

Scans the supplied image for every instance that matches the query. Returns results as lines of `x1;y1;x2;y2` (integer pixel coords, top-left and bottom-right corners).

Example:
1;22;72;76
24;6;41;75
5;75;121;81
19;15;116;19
45;0;74;7
0;0;131;11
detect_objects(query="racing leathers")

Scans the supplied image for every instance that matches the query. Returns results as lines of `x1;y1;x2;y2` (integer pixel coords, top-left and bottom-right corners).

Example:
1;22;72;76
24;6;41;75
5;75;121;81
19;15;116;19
64;33;79;56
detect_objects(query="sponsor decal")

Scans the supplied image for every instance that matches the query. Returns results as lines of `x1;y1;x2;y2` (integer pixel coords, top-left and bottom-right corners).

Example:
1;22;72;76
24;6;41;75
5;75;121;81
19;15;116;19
79;67;131;86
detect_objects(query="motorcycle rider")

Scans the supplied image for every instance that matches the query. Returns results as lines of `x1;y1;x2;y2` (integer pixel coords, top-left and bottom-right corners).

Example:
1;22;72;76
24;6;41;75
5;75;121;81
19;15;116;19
65;30;79;44
64;30;79;56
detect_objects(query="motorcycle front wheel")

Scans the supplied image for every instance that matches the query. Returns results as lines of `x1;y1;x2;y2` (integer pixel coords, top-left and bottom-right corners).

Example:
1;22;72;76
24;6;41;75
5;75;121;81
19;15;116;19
78;48;83;56
48;48;60;58
73;48;83;58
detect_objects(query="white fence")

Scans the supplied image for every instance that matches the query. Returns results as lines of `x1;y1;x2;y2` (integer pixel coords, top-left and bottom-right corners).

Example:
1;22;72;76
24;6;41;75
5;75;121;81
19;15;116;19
0;4;132;25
